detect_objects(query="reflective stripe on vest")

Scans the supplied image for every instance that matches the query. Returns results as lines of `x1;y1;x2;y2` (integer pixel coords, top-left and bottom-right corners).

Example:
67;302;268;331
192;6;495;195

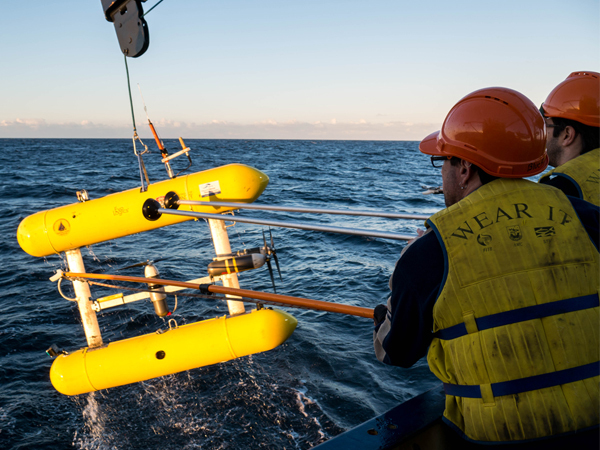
434;294;599;340
443;361;600;398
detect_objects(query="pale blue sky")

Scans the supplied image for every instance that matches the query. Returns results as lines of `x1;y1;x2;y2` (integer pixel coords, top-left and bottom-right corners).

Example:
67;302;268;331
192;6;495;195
1;1;598;139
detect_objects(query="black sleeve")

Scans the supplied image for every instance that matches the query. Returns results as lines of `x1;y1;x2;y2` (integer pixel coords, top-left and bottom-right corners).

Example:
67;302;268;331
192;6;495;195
378;231;444;368
568;196;600;251
540;174;582;198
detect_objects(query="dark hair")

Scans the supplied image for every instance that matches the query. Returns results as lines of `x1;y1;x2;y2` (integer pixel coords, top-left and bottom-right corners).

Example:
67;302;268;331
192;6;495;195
549;117;599;154
449;157;498;185
540;106;600;154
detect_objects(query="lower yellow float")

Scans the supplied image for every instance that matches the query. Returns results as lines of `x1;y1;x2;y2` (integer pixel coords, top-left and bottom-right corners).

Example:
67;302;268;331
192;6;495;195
51;308;297;396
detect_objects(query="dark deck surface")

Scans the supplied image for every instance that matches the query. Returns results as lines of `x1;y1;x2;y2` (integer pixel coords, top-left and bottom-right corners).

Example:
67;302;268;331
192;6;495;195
314;385;446;450
314;383;600;450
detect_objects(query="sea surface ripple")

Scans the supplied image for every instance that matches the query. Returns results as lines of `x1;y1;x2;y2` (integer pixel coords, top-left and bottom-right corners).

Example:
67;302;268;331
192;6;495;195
0;139;444;449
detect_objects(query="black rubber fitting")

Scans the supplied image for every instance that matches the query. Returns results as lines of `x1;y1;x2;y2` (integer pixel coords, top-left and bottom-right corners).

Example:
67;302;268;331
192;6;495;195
164;191;180;210
142;199;162;221
198;284;213;295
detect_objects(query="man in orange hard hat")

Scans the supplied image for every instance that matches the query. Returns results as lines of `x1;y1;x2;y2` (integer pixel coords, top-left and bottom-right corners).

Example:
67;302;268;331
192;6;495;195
539;71;600;206
374;87;599;447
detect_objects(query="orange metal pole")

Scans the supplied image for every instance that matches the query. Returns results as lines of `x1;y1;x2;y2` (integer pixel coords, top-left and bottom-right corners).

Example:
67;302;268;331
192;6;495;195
64;272;374;319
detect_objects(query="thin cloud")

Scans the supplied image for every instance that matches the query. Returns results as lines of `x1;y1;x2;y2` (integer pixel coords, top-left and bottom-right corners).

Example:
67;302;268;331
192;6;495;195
0;117;440;140
1;118;48;129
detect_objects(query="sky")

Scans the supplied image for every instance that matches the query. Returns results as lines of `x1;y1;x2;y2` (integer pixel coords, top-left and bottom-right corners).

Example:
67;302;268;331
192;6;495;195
0;0;598;140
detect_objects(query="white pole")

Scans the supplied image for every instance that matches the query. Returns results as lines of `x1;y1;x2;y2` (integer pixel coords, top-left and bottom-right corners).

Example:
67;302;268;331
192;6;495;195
207;219;246;315
65;249;104;348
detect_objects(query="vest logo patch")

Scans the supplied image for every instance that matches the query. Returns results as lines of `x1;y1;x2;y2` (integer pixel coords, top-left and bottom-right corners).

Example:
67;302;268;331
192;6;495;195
586;170;599;184
450;203;573;241
535;226;555;237
506;226;522;241
450;203;533;240
477;234;492;246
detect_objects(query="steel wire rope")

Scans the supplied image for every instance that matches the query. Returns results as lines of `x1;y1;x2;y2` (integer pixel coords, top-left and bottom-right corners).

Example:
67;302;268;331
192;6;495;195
142;0;165;17
124;55;150;190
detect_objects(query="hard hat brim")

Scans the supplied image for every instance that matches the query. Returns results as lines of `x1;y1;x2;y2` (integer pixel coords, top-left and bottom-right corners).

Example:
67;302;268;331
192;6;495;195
419;131;442;156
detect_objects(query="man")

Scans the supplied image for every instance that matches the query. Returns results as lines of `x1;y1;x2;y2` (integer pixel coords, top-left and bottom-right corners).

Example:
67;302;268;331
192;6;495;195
539;71;600;205
374;87;599;447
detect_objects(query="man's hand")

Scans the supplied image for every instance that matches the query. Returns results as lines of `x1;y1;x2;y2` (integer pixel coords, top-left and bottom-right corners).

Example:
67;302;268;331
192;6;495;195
374;304;388;326
407;228;425;245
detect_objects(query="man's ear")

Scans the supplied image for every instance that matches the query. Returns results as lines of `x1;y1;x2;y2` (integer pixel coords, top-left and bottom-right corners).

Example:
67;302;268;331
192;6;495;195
461;159;477;178
461;159;481;185
459;159;471;174
562;125;578;147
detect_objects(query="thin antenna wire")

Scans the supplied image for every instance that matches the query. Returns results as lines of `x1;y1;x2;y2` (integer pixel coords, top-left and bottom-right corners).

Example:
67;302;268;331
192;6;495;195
137;83;151;122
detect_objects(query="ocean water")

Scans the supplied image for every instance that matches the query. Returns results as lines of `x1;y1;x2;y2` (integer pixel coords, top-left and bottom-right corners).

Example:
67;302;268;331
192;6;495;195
0;138;445;449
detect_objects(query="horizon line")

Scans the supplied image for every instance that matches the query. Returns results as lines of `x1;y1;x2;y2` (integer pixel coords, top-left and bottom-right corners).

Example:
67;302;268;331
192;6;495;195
0;137;421;142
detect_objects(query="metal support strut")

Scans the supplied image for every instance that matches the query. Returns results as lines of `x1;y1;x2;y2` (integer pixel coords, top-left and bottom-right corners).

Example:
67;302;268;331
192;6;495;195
64;249;103;348
208;219;246;316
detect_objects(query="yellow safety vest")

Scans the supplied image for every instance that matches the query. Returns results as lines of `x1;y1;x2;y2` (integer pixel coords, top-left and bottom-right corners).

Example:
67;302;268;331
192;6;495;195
539;148;600;206
426;178;599;443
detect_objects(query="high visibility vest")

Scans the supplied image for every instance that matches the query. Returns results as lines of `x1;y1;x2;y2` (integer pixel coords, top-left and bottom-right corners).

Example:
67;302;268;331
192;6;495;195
539;148;600;206
426;178;599;443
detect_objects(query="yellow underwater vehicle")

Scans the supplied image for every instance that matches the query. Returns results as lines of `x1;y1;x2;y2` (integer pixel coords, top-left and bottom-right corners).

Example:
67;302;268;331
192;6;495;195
15;115;391;396
16;139;401;397
17;155;300;396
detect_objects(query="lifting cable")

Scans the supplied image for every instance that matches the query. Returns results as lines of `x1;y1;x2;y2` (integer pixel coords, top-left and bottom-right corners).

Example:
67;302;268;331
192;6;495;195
142;0;165;17
124;54;150;191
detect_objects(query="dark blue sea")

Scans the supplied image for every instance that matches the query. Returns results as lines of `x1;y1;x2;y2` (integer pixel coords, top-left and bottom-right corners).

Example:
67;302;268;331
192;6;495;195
0;139;445;449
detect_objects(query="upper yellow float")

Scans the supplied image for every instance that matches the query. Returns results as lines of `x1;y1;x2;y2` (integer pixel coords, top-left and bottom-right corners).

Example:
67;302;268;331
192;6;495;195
17;164;269;257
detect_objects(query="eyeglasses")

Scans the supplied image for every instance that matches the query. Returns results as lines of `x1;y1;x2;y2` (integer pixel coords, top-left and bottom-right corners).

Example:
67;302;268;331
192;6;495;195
545;123;566;133
430;156;452;168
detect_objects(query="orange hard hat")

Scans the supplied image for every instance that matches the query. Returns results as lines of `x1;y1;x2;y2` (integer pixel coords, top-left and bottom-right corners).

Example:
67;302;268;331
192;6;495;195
419;87;548;178
541;71;600;127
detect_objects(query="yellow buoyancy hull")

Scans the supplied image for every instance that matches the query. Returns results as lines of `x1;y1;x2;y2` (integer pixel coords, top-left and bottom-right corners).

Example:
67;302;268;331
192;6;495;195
17;164;269;257
50;308;297;396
